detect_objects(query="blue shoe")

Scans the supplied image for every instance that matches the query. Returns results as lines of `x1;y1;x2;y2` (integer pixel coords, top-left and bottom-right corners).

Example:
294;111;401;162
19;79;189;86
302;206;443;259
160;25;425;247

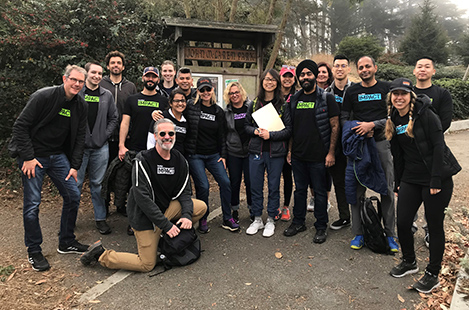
350;235;364;250
387;236;399;253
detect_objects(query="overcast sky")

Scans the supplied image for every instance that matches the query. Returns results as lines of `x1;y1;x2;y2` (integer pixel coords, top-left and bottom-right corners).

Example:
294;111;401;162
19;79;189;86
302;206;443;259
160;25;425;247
450;0;469;17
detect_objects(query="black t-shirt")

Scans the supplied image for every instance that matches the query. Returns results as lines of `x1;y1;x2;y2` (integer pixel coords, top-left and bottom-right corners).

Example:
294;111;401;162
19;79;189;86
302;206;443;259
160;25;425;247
123;92;168;152
232;105;249;145
292;91;340;162
413;84;452;132
161;84;177;97
332;85;345;107
196;104;220;155
342;80;390;139
84;86;100;133
394;114;431;186
33;98;74;157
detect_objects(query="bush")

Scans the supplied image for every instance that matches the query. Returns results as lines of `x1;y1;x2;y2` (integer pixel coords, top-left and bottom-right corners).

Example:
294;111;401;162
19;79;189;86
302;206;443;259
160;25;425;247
434;79;469;120
337;35;384;64
375;63;413;82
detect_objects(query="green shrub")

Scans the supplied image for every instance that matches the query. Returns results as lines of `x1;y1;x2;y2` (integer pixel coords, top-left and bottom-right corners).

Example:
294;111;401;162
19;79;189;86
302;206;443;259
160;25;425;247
434;79;469;120
337;35;384;64
375;63;413;82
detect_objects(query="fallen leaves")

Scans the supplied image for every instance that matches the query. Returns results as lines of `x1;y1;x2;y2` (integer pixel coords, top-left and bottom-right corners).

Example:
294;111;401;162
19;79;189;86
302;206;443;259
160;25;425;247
397;294;405;303
274;252;283;259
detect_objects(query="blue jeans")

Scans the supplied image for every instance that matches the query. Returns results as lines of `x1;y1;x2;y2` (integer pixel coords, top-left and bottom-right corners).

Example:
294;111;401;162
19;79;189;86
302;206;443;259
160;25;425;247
291;158;328;230
19;153;81;253
227;154;252;209
187;153;232;221
77;144;109;221
249;153;284;218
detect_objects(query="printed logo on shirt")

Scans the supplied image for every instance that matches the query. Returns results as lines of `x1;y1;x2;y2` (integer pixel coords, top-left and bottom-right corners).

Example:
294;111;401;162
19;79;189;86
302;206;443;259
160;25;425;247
234;113;246;120
396;124;408;135
85;95;99;103
296;101;315;109
334;95;343;104
175;126;186;134
358;93;381;102
137;100;159;108
200;111;216;121
59;108;71;117
157;165;175;175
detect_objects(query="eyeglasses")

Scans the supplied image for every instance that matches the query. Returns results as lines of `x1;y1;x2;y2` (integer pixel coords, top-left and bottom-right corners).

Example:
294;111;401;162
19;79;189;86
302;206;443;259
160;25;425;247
158;131;175;137
172;99;186;103
228;91;240;96
199;87;212;93
333;64;348;69
68;77;85;85
264;78;277;83
282;65;295;69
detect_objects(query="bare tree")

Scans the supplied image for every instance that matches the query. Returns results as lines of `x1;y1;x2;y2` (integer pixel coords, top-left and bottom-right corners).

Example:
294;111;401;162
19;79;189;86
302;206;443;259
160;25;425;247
229;0;239;22
266;0;293;69
265;0;278;24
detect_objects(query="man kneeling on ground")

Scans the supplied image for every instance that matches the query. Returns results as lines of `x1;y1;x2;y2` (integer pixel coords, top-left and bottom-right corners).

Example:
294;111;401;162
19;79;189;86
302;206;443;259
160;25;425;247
81;118;207;272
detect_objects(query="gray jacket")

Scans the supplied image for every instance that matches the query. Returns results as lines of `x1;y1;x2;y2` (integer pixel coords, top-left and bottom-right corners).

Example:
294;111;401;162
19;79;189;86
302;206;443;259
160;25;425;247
225;100;252;158
79;86;119;149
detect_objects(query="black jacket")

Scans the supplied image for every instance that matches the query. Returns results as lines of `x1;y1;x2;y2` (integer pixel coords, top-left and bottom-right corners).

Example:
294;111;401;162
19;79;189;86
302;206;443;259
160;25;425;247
184;99;227;158
225;100;252;158
244;97;292;158
10;85;87;170
391;94;460;189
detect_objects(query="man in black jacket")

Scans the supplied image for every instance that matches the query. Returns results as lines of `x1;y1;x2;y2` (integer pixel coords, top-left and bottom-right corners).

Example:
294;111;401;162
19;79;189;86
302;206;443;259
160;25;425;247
11;65;90;271
80;119;207;272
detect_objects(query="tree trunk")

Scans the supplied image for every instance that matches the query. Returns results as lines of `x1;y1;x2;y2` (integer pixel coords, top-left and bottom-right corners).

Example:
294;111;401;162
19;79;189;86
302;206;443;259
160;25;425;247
182;0;191;18
215;0;224;21
266;0;293;69
229;0;239;22
265;0;278;24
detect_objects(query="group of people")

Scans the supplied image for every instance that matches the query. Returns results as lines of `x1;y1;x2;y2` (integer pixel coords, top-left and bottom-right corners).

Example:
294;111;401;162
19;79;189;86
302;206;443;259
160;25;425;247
10;50;459;294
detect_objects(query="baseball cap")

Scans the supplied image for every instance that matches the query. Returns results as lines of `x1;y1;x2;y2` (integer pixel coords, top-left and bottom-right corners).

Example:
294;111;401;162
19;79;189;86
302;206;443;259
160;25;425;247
143;66;159;77
280;65;295;77
390;78;413;93
197;77;213;90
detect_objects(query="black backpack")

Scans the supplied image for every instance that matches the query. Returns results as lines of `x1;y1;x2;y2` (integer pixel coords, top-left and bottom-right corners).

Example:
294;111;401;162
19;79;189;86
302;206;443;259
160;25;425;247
360;196;391;254
149;226;201;277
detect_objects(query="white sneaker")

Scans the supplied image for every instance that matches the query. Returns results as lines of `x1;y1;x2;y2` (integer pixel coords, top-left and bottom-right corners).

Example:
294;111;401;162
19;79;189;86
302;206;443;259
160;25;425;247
263;217;275;238
307;198;315;212
246;217;264;235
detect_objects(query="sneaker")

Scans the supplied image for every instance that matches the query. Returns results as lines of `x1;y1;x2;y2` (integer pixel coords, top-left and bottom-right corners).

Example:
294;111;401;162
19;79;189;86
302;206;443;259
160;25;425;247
232;210;239;224
273;208;281;221
412;271;440;293
350;235;364;250
222;218;240;232
57;240;89;254
28;252;50;271
198;219;210;234
283;223;307;237
411;221;418;234
80;241;105;266
246;217;264;235
96;220;112;235
327;201;332;212
390;260;418;278
307;198;315;212
387;236;399;253
263;217;275;237
313;229;327;244
424;233;430;248
330;218;351;230
127;224;134;236
280;207;291;221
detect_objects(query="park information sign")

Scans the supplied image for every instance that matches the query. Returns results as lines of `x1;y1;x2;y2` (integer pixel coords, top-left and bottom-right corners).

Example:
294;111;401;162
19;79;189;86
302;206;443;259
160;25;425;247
185;47;257;63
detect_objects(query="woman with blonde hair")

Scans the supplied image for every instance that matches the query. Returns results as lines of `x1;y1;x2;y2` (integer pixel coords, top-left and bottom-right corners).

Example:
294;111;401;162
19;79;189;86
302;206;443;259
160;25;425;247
224;81;253;222
385;78;460;293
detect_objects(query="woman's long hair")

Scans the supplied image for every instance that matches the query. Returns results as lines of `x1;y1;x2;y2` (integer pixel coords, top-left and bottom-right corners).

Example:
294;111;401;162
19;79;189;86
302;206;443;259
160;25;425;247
224;81;248;105
385;91;417;140
194;87;217;105
256;68;283;111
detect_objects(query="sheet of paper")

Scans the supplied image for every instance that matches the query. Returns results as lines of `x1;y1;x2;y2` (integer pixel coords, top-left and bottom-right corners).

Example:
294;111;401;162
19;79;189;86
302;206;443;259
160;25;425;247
251;103;285;132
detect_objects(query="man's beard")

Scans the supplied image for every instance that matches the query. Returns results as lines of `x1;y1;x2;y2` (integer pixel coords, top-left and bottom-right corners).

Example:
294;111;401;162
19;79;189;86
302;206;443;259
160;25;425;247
144;80;157;91
300;77;316;92
157;138;174;151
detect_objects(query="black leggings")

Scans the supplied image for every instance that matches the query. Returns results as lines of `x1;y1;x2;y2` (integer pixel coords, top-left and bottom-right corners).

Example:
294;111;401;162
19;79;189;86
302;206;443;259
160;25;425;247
397;178;453;275
282;157;293;207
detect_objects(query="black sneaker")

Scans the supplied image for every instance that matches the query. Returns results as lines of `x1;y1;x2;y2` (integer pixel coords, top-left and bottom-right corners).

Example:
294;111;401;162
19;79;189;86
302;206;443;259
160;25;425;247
28;252;50;271
330;218;351;230
283;223;307;237
80;241;105;266
412;271;440;293
127;224;134;236
390;260;418;278
96;220;112;235
313;229;327;243
232;210;239;224
57;240;89;254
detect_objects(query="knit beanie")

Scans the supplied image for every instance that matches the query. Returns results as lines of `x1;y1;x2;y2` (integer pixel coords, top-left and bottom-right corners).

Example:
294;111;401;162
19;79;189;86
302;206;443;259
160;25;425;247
296;59;318;80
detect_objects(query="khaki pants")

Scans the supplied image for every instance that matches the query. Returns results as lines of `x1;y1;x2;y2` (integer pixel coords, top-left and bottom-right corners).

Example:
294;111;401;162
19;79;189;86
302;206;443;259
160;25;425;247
99;199;207;272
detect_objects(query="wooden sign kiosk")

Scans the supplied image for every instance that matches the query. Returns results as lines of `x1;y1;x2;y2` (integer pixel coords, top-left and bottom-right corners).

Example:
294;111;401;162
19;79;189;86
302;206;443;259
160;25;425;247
163;18;278;106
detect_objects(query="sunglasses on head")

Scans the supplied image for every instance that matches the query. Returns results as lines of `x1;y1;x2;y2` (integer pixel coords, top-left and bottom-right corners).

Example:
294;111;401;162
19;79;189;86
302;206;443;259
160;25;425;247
282;65;295;70
158;131;175;137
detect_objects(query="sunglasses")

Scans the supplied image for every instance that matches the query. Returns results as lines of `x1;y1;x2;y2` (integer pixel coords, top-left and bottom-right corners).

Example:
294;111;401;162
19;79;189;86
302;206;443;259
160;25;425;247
158;131;175;137
282;65;295;69
200;87;212;93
